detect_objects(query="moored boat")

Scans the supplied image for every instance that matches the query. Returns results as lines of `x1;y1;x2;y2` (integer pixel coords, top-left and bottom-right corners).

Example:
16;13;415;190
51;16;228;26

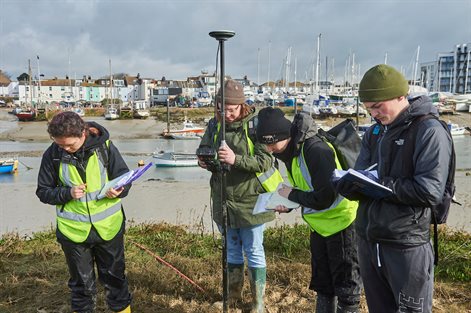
132;100;150;119
0;158;18;174
163;133;202;140
161;119;205;137
105;107;119;120
16;108;36;121
448;123;468;136
153;151;199;167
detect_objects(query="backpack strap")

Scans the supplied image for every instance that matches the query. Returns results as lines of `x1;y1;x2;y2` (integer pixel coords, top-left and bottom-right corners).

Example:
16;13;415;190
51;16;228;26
52;141;110;175
246;115;258;143
96;141;110;169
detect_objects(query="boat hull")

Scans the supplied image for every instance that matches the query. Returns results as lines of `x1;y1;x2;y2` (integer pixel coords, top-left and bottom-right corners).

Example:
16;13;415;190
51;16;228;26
0;159;18;174
16;111;36;122
153;152;199;167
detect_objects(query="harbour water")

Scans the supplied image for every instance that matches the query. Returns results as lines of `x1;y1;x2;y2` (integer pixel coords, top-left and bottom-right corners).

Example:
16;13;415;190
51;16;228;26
1;134;470;185
1;122;470;236
0;138;211;184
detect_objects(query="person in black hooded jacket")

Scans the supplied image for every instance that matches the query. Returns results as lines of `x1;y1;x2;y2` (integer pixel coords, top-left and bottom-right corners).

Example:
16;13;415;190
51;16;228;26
337;65;452;313
257;108;361;313
36;111;132;313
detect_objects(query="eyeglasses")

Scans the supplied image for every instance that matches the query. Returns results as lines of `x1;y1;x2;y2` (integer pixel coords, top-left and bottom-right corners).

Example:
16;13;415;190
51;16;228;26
260;134;278;144
217;103;241;114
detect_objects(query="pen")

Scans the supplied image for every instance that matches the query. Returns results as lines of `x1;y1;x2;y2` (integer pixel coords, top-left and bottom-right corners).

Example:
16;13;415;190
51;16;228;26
365;163;378;171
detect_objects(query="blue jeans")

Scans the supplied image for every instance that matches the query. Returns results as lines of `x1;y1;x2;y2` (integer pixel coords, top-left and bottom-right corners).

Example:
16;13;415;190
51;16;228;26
218;224;266;268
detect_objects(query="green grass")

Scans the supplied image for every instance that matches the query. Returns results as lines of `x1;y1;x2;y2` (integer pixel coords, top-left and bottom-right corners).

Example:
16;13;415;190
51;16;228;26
435;226;471;282
1;223;470;313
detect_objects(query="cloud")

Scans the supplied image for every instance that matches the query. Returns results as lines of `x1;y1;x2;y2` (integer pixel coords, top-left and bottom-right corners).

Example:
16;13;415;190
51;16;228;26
1;0;469;84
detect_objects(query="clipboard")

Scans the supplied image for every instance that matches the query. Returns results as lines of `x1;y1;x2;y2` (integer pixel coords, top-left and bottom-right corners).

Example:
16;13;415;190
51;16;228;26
97;162;153;199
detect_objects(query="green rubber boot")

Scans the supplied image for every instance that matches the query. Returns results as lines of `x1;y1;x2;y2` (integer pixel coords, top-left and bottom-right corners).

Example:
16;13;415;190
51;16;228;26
228;263;245;305
248;267;266;313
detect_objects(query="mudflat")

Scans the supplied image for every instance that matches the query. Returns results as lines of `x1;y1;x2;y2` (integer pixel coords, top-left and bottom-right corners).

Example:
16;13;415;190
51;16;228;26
0;108;470;236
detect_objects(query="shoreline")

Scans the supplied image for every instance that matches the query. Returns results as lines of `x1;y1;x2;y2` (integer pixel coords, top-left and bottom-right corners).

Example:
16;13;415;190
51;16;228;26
0;109;470;236
1;108;470;143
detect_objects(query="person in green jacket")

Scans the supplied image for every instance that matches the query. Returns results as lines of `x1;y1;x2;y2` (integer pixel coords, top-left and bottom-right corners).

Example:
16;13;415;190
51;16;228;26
197;79;281;312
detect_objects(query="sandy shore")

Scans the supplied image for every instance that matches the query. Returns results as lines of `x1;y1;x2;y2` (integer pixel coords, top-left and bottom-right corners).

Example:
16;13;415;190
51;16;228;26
1;172;469;236
1;108;470;235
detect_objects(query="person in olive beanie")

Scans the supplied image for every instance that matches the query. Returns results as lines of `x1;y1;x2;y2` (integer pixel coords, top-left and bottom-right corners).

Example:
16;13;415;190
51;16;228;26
358;64;409;103
257;107;362;313
337;64;453;313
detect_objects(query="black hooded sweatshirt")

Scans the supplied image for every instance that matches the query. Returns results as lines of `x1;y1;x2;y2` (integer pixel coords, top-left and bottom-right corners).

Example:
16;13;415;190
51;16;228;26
273;115;337;210
36;121;130;205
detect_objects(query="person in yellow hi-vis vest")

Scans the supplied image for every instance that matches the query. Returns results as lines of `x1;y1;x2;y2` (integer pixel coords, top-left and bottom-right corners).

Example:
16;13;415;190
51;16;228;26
36;111;132;313
256;107;361;313
197;80;282;312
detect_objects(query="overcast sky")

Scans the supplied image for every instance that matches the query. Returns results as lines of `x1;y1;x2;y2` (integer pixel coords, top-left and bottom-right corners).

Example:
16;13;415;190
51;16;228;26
1;0;470;85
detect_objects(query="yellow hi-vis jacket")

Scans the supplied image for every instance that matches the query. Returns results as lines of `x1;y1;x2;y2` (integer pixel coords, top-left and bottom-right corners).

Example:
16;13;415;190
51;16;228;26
287;142;358;237
56;143;123;243
214;121;283;192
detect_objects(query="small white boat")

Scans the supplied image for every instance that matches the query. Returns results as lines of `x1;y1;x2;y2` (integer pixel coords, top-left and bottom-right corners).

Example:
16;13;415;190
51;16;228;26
105;107;119;120
448;123;468;136
73;107;85;117
133;109;150;119
132;100;150;119
153;151;199;167
161;119;205;136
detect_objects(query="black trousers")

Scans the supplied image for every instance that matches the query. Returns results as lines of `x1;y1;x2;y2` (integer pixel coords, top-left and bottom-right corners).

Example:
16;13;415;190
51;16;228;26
358;237;434;313
57;223;132;313
309;221;362;306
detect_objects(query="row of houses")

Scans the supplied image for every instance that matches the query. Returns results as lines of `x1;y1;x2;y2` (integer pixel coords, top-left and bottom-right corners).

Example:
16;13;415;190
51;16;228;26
0;71;217;107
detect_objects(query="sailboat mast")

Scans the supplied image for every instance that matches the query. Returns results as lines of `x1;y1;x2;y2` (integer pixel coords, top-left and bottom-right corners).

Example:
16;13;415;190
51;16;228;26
36;56;41;107
413;45;420;86
315;33;321;92
109;59;113;105
68;48;72;97
27;59;32;105
257;47;260;87
285;46;291;91
267;40;271;92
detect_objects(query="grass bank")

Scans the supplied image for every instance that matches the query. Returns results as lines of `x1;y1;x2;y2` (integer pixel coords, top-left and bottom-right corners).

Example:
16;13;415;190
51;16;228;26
0;223;469;312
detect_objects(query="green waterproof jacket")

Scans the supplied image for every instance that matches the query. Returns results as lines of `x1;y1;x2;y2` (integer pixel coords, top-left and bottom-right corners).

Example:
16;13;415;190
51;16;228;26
199;109;276;228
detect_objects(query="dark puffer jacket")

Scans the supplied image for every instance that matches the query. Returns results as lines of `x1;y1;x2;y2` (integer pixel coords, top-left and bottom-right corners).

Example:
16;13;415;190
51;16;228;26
354;96;452;246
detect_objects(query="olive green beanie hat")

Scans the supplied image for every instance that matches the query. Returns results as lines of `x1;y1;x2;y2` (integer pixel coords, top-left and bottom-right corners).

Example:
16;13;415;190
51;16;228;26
359;64;409;102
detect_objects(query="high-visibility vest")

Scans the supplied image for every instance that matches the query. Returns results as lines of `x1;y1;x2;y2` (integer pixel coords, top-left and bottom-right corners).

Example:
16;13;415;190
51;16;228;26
213;121;283;192
56;142;123;243
287;142;358;237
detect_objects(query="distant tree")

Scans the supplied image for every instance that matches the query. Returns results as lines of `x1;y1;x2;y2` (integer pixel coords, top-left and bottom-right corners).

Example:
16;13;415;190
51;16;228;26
0;70;12;80
17;73;29;82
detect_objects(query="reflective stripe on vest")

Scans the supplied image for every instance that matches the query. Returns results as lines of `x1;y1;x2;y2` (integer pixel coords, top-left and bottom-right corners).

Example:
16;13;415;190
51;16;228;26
287;142;358;237
57;141;123;243
213;121;283;192
56;202;122;223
